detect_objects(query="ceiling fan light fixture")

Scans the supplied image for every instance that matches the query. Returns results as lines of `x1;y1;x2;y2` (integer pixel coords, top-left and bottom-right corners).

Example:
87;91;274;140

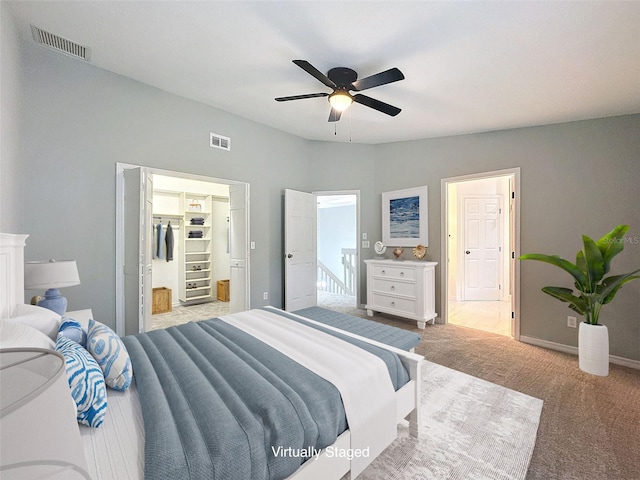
328;91;353;112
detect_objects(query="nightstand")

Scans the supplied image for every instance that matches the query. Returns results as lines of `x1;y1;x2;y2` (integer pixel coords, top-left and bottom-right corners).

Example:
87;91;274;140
65;309;94;329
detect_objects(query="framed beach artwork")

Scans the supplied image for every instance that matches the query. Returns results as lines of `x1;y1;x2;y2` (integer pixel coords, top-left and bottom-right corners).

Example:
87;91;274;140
382;186;428;247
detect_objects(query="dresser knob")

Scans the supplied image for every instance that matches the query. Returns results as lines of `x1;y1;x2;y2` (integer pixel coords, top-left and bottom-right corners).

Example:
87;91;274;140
391;301;395;306
391;285;395;290
381;270;386;274
400;271;405;276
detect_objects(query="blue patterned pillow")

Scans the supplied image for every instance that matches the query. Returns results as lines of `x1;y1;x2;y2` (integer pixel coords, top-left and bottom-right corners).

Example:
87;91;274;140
86;319;133;391
58;318;87;346
55;336;107;428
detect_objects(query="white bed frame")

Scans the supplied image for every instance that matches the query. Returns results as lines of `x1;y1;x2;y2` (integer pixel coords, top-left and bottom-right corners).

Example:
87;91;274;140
0;233;29;319
0;233;422;480
289;347;422;480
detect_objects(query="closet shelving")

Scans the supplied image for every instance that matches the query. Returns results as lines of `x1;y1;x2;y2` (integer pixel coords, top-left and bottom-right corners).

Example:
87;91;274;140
180;193;213;303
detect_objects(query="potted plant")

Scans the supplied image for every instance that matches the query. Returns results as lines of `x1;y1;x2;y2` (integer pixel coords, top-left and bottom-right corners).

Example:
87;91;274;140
520;225;640;376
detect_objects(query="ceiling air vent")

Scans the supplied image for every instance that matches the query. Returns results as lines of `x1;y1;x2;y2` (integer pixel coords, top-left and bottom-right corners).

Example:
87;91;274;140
210;132;231;151
31;25;91;62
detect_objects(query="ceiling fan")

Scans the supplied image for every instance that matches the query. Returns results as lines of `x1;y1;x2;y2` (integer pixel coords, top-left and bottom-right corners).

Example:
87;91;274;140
275;60;405;122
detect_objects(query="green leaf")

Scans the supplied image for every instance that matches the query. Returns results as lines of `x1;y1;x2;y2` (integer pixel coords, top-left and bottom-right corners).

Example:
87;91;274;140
576;250;587;276
598;270;640;304
568;303;584;316
541;286;587;315
519;254;587;289
581;235;605;289
596;225;629;275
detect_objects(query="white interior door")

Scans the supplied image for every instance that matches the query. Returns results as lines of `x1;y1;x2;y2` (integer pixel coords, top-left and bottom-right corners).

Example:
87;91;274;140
123;167;153;335
284;189;317;311
463;195;501;301
229;182;249;314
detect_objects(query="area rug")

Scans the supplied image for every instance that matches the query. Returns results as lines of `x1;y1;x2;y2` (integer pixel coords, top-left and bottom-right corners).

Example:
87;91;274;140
356;360;543;480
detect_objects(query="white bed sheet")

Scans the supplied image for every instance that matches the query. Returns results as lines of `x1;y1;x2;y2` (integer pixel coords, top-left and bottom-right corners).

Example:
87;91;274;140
79;382;144;480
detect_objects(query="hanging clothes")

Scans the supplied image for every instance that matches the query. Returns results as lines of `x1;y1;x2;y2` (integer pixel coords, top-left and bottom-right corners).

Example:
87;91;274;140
165;222;174;262
156;222;165;259
153;223;157;259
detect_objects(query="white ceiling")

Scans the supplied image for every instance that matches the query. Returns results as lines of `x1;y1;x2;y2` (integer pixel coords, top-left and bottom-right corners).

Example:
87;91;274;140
7;1;640;144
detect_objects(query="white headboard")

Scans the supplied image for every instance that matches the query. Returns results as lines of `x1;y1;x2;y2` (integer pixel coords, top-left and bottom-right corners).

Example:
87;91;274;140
0;233;29;318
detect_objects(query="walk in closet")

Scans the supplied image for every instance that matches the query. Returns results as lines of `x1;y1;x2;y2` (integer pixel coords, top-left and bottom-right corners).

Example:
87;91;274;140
152;175;230;308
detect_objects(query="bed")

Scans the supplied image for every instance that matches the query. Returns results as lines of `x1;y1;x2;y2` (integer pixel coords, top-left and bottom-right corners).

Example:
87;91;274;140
0;233;423;480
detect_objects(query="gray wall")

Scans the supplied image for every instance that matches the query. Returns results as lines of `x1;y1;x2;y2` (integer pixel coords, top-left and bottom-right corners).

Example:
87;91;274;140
3;15;639;361
0;7;21;233
13;39;312;322
374;117;640;360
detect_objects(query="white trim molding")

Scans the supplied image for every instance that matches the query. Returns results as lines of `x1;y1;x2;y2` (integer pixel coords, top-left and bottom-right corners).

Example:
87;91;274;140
520;335;640;370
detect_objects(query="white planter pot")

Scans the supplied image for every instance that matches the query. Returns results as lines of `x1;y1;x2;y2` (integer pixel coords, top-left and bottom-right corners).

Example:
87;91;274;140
578;322;609;376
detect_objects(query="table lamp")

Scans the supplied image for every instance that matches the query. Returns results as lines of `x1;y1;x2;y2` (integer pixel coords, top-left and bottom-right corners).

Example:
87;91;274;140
24;260;80;316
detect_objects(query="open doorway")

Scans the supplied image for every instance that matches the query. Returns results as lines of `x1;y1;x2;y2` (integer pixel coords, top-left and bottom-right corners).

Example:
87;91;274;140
441;168;520;339
148;174;232;330
315;191;359;310
115;164;250;336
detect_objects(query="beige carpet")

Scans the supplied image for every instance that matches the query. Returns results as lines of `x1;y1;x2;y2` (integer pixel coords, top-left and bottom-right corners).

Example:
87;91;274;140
334;305;640;480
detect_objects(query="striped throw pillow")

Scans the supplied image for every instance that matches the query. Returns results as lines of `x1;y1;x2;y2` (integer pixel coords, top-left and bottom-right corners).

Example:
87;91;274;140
86;319;133;391
55;336;107;427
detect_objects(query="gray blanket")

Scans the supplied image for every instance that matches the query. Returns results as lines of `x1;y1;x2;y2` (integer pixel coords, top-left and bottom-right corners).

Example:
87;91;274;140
123;312;409;480
291;306;421;352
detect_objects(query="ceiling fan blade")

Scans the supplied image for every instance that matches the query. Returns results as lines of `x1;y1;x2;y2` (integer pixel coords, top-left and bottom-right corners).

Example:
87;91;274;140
353;94;401;116
352;67;404;91
275;93;329;102
293;60;337;89
328;108;342;122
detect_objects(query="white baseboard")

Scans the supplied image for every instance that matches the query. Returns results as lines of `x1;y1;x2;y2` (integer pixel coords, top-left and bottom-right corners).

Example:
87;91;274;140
520;335;640;370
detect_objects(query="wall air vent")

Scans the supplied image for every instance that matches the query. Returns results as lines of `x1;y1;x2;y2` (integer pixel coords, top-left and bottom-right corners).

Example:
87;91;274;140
210;132;231;151
31;25;91;62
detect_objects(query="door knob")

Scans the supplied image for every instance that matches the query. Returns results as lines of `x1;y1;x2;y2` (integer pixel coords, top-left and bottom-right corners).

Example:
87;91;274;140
287;253;293;259
465;250;470;254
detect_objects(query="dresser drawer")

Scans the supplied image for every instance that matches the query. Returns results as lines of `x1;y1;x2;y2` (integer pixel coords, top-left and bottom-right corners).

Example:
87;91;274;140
372;264;416;280
372;278;416;297
370;293;417;315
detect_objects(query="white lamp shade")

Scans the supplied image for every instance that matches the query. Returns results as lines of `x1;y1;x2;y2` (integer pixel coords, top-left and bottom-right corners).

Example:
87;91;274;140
24;260;80;290
329;91;353;112
0;348;91;479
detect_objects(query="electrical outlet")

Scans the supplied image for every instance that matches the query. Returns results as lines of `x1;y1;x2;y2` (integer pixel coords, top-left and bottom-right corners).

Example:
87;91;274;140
250;241;256;249
362;233;368;240
263;292;268;300
567;316;577;328
362;240;370;248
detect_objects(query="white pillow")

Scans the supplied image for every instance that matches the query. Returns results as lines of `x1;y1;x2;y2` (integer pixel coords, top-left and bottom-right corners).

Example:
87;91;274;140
0;320;55;350
86;319;133;391
8;304;62;340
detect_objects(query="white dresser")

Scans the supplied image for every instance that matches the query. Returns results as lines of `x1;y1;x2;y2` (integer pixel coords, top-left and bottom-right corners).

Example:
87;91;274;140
364;259;437;329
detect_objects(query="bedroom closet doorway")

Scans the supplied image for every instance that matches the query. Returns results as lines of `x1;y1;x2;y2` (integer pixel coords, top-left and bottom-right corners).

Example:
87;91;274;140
441;168;521;339
116;164;250;336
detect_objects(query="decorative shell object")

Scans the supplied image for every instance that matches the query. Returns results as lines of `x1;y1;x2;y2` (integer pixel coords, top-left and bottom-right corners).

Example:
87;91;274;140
374;241;386;256
392;247;404;259
413;244;427;259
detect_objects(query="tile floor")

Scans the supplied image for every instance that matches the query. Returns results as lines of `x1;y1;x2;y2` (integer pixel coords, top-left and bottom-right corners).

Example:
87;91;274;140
151;300;230;330
447;299;512;337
